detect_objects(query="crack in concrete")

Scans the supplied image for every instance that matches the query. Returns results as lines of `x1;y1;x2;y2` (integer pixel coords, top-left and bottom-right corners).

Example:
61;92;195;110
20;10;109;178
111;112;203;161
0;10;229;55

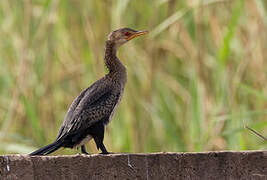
127;154;133;168
4;156;10;172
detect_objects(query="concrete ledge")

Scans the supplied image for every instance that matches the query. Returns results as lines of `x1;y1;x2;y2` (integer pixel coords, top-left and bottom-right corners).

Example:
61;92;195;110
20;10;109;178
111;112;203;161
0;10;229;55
0;151;266;180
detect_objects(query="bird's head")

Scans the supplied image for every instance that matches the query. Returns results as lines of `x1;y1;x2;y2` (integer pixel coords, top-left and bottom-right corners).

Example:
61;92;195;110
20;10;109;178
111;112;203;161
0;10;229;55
108;28;148;47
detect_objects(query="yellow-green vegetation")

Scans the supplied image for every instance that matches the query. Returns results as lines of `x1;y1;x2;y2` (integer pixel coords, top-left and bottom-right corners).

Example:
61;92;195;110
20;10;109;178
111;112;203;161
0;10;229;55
0;0;266;154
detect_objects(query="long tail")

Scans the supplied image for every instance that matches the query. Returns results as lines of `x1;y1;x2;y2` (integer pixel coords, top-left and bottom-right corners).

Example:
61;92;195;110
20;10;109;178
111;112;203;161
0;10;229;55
29;141;63;156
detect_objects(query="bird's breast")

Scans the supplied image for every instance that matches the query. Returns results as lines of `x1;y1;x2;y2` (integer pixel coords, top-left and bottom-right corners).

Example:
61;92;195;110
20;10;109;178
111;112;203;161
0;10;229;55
106;89;124;125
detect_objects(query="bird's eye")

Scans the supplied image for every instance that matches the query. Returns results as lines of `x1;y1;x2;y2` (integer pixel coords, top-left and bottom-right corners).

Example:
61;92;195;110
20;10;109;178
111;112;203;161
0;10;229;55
125;32;130;36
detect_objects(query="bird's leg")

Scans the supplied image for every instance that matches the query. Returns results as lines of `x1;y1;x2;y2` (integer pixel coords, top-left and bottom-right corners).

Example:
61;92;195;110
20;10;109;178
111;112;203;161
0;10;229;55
99;142;109;154
91;122;110;154
81;145;90;155
93;136;110;154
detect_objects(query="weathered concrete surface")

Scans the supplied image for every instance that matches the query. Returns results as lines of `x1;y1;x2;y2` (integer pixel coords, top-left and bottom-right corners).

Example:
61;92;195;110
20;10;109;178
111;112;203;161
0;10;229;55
0;151;266;180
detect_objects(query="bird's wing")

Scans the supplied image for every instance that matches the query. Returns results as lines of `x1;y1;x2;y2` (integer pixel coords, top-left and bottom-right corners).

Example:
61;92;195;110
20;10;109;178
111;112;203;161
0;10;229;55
56;78;120;140
55;86;89;140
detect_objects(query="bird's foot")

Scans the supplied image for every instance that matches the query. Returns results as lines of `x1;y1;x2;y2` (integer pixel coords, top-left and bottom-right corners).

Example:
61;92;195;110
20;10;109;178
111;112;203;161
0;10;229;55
99;152;109;155
99;151;114;155
81;145;90;155
82;152;90;155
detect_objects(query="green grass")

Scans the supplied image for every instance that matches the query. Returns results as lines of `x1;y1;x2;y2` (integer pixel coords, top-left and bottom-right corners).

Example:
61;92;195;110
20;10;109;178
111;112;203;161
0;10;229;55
0;0;266;154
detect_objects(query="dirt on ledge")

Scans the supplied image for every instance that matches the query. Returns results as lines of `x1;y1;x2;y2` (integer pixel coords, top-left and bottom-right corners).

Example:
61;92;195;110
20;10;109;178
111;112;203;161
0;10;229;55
0;151;266;180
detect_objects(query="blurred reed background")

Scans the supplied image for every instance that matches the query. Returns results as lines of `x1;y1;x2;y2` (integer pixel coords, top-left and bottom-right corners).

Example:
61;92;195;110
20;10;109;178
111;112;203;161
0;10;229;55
0;0;266;154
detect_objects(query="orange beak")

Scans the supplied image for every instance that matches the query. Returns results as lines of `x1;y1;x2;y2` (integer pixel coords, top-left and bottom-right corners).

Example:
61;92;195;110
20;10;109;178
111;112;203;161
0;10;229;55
126;30;149;41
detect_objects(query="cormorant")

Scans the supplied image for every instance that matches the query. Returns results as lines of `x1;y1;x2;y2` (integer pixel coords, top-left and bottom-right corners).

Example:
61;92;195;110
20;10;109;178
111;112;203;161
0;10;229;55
30;28;148;155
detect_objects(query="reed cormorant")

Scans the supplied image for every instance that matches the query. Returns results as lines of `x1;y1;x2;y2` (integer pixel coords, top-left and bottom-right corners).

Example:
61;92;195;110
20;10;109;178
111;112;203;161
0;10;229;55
30;28;148;155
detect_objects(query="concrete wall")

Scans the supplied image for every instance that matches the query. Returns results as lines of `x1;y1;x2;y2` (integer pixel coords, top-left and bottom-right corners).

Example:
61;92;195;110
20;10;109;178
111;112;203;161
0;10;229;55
0;151;266;180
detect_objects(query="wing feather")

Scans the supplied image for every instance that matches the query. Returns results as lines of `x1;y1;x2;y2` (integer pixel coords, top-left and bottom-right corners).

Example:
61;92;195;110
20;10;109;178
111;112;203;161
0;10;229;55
56;78;120;140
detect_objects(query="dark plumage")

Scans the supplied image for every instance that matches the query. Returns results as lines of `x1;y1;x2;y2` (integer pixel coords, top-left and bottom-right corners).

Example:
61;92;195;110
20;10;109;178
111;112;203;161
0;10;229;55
30;28;148;155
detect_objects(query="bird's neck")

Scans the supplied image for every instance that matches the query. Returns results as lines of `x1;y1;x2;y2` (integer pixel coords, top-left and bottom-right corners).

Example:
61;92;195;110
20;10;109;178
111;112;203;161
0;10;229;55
104;40;127;82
